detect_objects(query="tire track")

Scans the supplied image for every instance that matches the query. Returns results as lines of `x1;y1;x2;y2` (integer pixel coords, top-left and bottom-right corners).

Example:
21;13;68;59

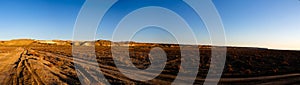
33;49;300;84
0;48;26;84
36;50;137;84
36;49;199;84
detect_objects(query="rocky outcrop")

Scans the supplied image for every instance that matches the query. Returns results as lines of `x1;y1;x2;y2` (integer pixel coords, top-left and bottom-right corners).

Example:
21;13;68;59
37;40;71;46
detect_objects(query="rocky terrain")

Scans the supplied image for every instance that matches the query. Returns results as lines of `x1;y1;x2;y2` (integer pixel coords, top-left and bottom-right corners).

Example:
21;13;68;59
0;39;299;85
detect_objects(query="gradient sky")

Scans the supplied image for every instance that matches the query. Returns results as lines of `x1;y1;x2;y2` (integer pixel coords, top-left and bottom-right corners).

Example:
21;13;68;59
0;0;299;50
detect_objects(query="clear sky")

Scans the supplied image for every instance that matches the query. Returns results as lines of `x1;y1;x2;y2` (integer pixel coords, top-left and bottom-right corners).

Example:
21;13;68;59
0;0;299;50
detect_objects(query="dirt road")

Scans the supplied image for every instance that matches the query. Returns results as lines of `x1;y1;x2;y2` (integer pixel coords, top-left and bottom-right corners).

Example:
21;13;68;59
0;48;25;84
0;47;80;85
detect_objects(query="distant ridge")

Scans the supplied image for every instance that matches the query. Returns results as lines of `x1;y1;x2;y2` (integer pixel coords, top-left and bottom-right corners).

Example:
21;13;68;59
0;39;36;46
0;39;299;51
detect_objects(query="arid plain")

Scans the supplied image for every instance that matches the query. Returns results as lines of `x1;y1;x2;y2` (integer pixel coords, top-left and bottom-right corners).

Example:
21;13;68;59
0;39;299;85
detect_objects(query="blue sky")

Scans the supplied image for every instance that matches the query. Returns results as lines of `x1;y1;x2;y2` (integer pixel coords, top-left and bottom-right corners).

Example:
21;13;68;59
0;0;84;40
0;0;299;50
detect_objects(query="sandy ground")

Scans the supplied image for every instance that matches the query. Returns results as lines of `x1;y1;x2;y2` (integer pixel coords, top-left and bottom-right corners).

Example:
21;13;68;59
0;46;299;85
0;48;24;84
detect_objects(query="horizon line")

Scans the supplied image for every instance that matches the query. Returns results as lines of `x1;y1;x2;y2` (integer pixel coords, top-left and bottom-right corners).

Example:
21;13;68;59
1;38;300;51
